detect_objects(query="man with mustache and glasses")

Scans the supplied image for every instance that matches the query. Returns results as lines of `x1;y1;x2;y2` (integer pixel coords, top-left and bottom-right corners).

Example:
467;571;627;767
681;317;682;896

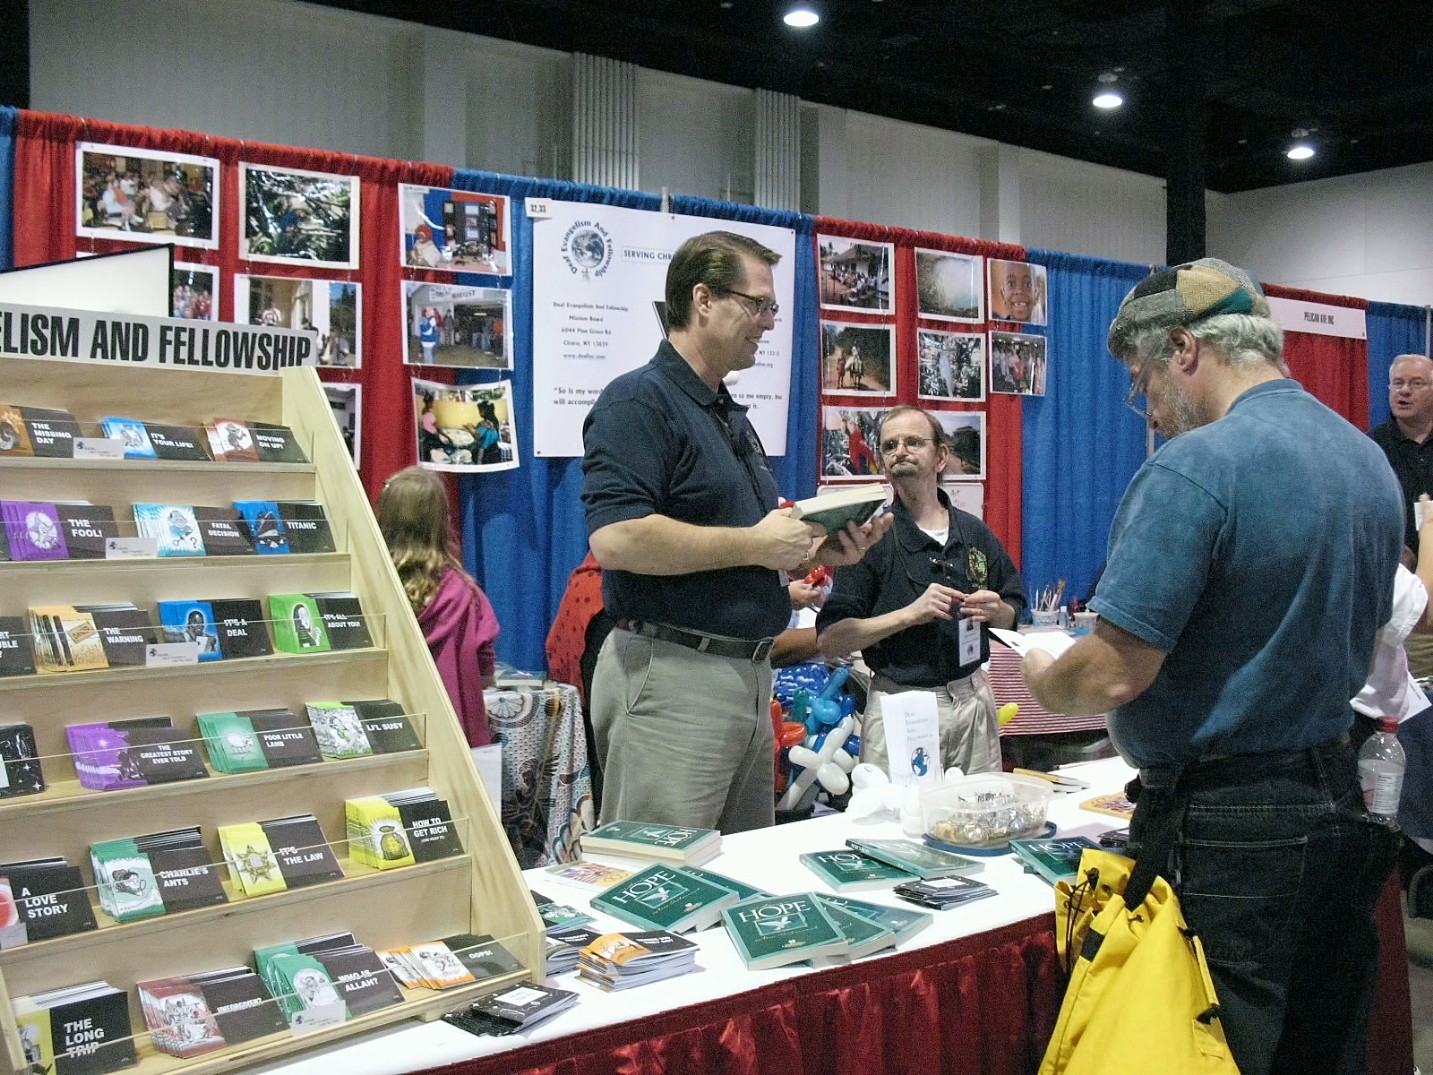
817;404;1024;777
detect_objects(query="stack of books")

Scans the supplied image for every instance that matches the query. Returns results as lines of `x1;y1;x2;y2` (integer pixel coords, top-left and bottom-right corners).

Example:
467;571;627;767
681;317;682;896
377;934;524;991
579;820;722;866
101;417;210;460
0;857;98;948
10;980;137;1075
575;930;700;990
591;863;741;933
797;848;915;893
816;893;933;947
892;874;997;910
255;932;404;1027
218;815;343;897
67;717;208;791
544;926;601;975
136;966;286;1059
0;403;80;458
843;837;983;880
721;892;849;970
443;982;579;1037
0;722;44;798
90;827;226;922
1009;835;1101;887
345;787;463;869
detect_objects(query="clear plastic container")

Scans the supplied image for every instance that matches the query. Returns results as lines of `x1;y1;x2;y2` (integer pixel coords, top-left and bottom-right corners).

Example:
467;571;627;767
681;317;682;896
920;773;1053;849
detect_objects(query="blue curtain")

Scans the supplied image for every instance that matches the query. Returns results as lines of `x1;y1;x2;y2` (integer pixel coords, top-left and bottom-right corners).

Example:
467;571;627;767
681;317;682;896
446;170;817;671
0;107;16;270
1367;301;1430;427
1021;249;1151;605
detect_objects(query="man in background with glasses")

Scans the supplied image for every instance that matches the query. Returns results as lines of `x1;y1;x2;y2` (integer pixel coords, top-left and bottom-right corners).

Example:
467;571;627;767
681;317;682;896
1371;353;1433;558
582;231;890;833
1021;257;1401;1075
816;404;1024;777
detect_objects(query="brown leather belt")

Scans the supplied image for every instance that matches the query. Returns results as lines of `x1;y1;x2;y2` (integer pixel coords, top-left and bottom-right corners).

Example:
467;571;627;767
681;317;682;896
617;619;775;662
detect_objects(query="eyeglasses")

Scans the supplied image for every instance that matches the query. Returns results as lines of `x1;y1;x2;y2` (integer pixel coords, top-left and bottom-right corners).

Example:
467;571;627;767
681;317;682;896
1390;379;1432;392
1123;353;1154;422
720;288;780;319
879;435;934;456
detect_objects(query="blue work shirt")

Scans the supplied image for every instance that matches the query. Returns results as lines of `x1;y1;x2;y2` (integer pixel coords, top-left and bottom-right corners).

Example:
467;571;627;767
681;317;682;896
581;341;790;640
1091;379;1402;768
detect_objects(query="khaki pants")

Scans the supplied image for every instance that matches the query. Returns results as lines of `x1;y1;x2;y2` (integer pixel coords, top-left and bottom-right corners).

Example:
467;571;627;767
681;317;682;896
591;627;775;834
861;669;1001;779
1407;633;1433;681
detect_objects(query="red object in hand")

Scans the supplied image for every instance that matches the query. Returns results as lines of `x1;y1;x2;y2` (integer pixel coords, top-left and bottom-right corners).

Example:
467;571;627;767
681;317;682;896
804;564;832;588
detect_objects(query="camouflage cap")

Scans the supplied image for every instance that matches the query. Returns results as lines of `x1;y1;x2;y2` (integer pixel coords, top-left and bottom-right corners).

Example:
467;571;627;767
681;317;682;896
1107;257;1270;358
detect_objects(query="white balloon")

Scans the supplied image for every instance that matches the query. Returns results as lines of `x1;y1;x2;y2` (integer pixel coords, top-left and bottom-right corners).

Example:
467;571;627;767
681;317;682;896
850;762;889;790
816;762;850;795
832;749;857;773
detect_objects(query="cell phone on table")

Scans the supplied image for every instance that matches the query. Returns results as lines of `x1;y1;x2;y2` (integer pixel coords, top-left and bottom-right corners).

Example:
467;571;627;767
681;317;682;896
1097;828;1130;850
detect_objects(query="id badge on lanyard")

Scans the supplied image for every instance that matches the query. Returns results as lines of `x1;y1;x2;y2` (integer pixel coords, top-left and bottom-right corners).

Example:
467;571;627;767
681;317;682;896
957;615;981;666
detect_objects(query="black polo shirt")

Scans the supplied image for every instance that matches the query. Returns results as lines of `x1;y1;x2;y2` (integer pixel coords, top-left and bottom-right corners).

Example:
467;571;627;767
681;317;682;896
817;490;1026;687
581;341;790;639
1369;418;1433;553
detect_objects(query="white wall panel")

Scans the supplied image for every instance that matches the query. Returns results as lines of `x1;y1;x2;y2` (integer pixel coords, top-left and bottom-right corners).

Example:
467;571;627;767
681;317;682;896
1210;162;1433;307
32;0;422;161
466;46;569;179
638;70;752;202
839;112;986;236
1017;149;1166;265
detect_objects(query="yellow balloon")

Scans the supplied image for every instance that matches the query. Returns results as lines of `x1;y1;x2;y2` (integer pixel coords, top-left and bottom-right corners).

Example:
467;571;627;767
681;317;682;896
997;702;1019;726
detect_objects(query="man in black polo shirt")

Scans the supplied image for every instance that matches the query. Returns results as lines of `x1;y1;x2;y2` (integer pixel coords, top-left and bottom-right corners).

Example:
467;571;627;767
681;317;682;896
816;405;1025;777
1371;353;1433;678
581;231;891;833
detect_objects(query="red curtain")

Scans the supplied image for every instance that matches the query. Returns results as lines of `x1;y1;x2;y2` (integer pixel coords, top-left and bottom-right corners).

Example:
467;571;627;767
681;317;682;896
12;109;455;500
812;219;1027;565
427;916;1060;1075
1263;282;1370;427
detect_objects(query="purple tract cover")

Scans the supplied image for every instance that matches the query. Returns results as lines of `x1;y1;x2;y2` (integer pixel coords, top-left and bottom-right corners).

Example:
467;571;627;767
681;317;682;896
66;719;170;791
0;501;69;561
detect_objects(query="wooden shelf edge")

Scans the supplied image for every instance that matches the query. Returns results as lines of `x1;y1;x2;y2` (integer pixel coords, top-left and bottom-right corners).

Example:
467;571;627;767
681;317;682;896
0;646;386;692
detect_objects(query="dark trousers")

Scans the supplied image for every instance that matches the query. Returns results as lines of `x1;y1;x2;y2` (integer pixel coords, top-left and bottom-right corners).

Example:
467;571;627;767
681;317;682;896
1131;740;1399;1075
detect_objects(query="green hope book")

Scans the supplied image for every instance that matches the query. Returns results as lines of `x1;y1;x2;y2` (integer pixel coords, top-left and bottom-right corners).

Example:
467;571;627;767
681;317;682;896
798;848;915;892
721;891;848;970
844;837;983;880
579;820;721;865
590;863;740;933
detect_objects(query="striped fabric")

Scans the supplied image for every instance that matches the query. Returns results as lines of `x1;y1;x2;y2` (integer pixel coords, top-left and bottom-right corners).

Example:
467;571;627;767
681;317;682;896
986;646;1108;736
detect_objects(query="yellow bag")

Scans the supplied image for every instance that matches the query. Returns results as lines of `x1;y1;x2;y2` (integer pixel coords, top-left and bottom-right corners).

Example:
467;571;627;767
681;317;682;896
1038;847;1240;1075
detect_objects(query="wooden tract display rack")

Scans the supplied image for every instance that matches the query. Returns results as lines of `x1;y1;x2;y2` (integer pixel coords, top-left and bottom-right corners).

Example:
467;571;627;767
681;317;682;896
0;352;542;1075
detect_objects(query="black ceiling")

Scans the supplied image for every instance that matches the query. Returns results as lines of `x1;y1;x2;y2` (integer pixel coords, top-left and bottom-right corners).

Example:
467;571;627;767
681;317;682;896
311;0;1433;194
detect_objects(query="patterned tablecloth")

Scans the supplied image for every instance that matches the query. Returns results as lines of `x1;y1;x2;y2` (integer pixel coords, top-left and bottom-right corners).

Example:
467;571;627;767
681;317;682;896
986;645;1108;736
483;683;595;868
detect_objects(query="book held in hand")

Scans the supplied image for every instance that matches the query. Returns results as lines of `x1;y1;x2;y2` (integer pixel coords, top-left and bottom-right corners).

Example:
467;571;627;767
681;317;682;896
579;820;722;866
788;483;888;534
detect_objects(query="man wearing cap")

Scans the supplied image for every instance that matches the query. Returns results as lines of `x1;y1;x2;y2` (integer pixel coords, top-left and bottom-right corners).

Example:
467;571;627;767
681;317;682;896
1021;258;1402;1075
817;404;1025;779
582;230;891;833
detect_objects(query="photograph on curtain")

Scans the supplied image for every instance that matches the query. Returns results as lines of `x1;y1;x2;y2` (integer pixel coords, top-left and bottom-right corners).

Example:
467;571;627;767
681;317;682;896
940;481;985;518
234;274;360;368
412;377;519;473
401;281;511;369
987;259;1048;326
820;405;886;481
817;235;893;314
171;263;216;321
398;185;511;276
820;321;895;395
931;410;986;480
76;142;218;249
239;163;359;269
918;329;985;402
989;330;1047;396
323;383;361;467
915;249;984;323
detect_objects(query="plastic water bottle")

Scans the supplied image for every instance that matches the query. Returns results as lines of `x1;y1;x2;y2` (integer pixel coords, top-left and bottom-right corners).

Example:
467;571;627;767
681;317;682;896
1358;717;1406;819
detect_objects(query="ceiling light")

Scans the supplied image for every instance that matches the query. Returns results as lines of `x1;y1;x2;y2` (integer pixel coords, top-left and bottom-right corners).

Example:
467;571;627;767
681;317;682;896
1093;71;1122;110
783;5;819;27
1287;144;1315;160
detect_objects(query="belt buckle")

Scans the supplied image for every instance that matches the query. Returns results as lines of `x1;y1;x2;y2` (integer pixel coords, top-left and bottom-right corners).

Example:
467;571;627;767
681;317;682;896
751;638;774;662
